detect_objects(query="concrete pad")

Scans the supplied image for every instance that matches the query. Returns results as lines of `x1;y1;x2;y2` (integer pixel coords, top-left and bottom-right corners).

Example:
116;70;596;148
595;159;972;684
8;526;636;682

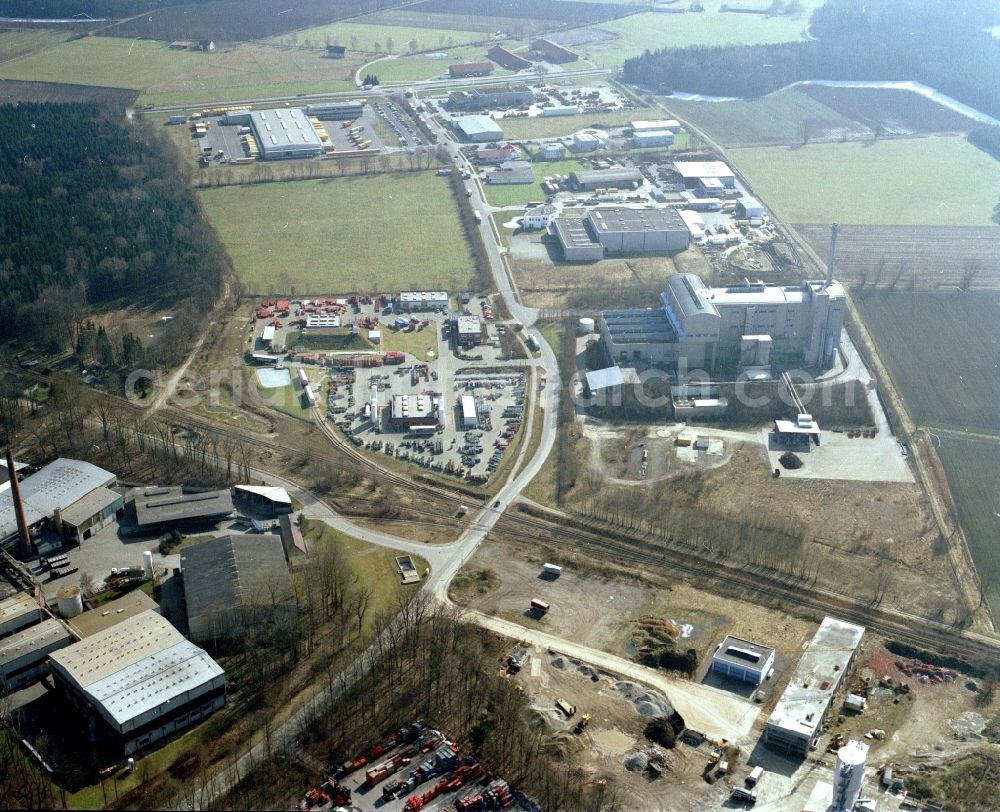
763;429;914;483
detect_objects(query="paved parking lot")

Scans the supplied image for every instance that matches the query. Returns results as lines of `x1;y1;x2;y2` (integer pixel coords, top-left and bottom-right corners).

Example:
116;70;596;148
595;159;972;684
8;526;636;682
372;101;424;149
250;293;530;484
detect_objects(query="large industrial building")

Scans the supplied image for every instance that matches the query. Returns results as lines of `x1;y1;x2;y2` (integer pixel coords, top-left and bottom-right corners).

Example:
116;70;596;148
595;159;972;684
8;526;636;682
599;272;846;371
451;115;504;142
132;486;234;531
449;61;494;79
551;207;690;261
530;38;578;63
48;611;226;755
0;458;122;545
249;108;324;160
0;592;44;637
389;393;441;431
400;290;449;311
180;534;296;644
763;616;865;757
448;86;533;111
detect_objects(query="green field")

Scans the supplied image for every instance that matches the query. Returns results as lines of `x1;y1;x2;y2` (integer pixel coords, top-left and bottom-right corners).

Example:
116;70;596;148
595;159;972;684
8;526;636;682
0;28;67;61
364;44;517;84
270;19;491;52
482;157;595;206
855;289;1000;617
0;38;361;103
582;4;821;67
728;137;1000;226
936;436;1000;618
663;86;856;146
499;110;656;140
854;290;1000;433
199;173;476;293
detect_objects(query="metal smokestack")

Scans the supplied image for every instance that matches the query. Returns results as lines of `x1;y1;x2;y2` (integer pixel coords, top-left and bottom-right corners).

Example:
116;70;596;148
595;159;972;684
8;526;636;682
826;222;839;287
5;449;34;559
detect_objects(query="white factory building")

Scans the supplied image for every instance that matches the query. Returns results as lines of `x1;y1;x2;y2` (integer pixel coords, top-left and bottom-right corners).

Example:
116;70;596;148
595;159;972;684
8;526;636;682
710;635;775;686
399;291;449;311
599;272;845;371
48;611;226;755
762;616;865;757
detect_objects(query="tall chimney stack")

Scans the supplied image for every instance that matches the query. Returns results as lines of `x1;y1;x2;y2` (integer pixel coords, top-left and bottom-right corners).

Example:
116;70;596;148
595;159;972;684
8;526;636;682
5;449;34;559
826;222;839;288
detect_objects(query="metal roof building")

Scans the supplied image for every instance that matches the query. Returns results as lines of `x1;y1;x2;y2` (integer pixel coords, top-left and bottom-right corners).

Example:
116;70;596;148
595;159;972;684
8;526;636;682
763;616;865;757
390;394;439;430
631;119;682;133
570;168;643;191
132;486;234;530
400;291;449;311
586;207;689;253
0;458;118;544
452;115;504;142
249;108;324;160
0;618;74;691
551;217;604;261
180;534;296;644
48;611;225;755
0;592;44;638
585;366;624;393
672;160;736;187
305;101;362;120
449;61;494;79
232;484;292;516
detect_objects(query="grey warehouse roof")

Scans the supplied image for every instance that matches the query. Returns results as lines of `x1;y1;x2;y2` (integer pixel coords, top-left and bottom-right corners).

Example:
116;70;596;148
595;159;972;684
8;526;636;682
0;618;73;668
665;273;720;319
551;217;600;248
587;207;686;233
601;308;677;344
48;610;224;730
250;108;323;156
60;487;122;528
133;486;234;527
453;115;504;137
571;168;643;186
0;458;116;540
180;534;294;628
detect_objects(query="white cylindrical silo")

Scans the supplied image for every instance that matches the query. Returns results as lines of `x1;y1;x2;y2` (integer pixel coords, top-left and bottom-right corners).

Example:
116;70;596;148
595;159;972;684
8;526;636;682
56;586;83;618
577;317;595;336
833;740;868;812
143;550;154;580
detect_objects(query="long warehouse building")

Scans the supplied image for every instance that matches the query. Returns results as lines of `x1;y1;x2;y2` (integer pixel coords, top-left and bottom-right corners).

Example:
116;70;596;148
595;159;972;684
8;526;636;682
48;611;226;755
249;108;324;160
552;207;689;260
763;616;865;757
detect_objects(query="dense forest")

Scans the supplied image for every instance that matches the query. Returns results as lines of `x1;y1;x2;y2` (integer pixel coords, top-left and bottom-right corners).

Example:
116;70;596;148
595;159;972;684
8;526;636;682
0;102;227;361
623;0;1000;119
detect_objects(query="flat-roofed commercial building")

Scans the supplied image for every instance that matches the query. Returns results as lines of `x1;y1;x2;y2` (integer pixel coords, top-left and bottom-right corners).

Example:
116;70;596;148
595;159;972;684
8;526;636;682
551;217;604;262
631;119;682;133
132;486;234;531
672;160;736;188
0;618;74;691
48;611;226;755
390;394;440;431
250;108;324;160
710;635;775;686
586;207;689;254
180;534;295;644
763;617;865;757
399;291;448;311
67;590;159;638
448;86;533;111
305;101;362;120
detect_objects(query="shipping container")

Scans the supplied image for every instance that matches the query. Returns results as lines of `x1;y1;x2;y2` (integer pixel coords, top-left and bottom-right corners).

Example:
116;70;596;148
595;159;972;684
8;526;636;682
530;598;549;613
542;563;562;577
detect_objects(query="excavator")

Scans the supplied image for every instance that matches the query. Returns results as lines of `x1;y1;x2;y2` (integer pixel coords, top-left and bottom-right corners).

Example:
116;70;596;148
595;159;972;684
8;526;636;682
574;713;591;734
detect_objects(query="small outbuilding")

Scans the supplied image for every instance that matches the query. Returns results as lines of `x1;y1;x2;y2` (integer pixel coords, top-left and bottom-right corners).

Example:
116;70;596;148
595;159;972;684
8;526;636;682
711;635;776;686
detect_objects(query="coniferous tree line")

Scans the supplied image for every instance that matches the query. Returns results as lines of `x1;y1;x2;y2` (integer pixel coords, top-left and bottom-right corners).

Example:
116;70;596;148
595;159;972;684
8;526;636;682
623;0;1000;119
0;102;227;357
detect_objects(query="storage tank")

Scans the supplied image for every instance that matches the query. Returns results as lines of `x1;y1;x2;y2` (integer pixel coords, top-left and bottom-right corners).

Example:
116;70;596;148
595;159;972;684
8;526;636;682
143;550;154;580
577;317;595;336
833;740;868;812
56;586;83;618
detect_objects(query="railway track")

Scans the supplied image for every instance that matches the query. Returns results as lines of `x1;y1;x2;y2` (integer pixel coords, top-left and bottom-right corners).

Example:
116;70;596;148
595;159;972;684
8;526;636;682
496;506;1000;666
157;406;484;508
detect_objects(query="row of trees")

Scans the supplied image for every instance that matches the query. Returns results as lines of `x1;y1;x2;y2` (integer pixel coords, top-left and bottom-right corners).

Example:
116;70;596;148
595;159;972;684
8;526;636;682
623;0;1000;119
0;102;227;355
